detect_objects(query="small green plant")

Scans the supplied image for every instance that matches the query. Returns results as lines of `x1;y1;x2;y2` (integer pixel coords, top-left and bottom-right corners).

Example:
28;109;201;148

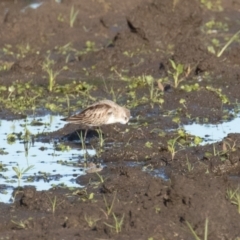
103;79;122;103
222;139;237;152
104;213;124;234
7;133;16;144
179;98;187;109
181;83;200;92
96;172;105;183
167;136;184;160
84;214;100;228
194;136;203;146
186;155;194;172
145;141;153;148
186;218;209;240
74;189;94;202
42;55;62;92
217;30;240;57
69;6;79;27
96;128;105;148
12;165;34;187
85;41;97;52
206;142;229;161
76;131;87;160
144;75;164;106
46;194;57;214
65;94;71;116
11;219;30;229
168;60;184;88
154;206;161;213
101;192;117;218
226;188;240;214
54;143;71;152
200;0;222;11
206;86;229;104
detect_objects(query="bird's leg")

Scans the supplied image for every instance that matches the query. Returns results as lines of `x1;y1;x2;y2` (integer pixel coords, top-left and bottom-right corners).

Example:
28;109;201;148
84;128;88;144
96;127;104;148
76;128;88;161
82;128;88;161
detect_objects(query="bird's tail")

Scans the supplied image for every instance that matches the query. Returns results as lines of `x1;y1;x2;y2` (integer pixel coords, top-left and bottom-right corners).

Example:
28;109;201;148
61;116;83;123
61;117;68;121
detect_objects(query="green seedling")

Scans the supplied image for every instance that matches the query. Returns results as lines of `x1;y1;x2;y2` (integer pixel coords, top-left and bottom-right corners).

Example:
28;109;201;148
144;75;164;106
186;218;209;240
167;136;184;160
42;56;62;92
104;213;124;234
84;214;100;228
0;148;8;155
145;141;153;148
154;206;161;213
2;44;14;56
123;51;134;58
179;98;187;108
181;83;200;92
101;192;117;218
186;155;194;172
200;0;222;11
206;142;230;161
55;42;73;55
12;165;34;187
194;136;203;146
11;219;30;229
57;13;65;22
1;81;43;113
96;172;105;183
0;62;14;72
22;127;32;159
222;138;237;152
46;194;58;214
16;43;32;58
226;188;240;214
204;20;228;33
96;128;105;148
168;60;184;88
74;189;94;201
65;94;71;115
8;85;15;99
76;131;87;160
103;79;123;103
206;86;229;104
7;133;16;144
69;5;79;27
172;116;181;125
54;143;71;152
217;30;240;57
85;41;97;52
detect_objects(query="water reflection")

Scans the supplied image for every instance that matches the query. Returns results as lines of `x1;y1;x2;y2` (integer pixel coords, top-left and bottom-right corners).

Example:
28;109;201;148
184;115;240;144
0;115;95;203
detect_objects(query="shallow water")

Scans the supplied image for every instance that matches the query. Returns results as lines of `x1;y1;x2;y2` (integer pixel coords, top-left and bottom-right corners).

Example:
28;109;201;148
0;115;95;203
1;112;240;203
183;114;240;144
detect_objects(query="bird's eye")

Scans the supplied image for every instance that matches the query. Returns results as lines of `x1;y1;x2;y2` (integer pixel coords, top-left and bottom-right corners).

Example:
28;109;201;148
125;117;128;121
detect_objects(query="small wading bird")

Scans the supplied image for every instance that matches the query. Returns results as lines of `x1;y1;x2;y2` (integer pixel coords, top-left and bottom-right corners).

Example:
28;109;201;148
62;99;131;142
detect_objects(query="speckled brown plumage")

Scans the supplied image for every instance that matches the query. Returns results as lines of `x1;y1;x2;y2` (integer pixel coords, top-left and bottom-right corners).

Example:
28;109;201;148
62;100;130;127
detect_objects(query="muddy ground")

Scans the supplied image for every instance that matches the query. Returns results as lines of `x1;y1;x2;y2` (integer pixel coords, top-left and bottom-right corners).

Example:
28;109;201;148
1;0;240;239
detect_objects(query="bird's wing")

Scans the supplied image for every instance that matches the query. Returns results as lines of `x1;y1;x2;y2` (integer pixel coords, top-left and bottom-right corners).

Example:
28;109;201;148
64;102;114;126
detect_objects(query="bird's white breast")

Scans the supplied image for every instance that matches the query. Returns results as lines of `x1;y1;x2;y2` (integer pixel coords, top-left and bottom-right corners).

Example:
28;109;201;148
106;114;119;124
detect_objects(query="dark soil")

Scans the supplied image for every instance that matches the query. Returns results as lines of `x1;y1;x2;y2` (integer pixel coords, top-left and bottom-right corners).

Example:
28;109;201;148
1;0;240;239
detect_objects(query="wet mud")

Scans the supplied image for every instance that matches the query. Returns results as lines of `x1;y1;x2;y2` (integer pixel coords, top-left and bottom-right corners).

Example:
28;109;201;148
1;0;240;239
